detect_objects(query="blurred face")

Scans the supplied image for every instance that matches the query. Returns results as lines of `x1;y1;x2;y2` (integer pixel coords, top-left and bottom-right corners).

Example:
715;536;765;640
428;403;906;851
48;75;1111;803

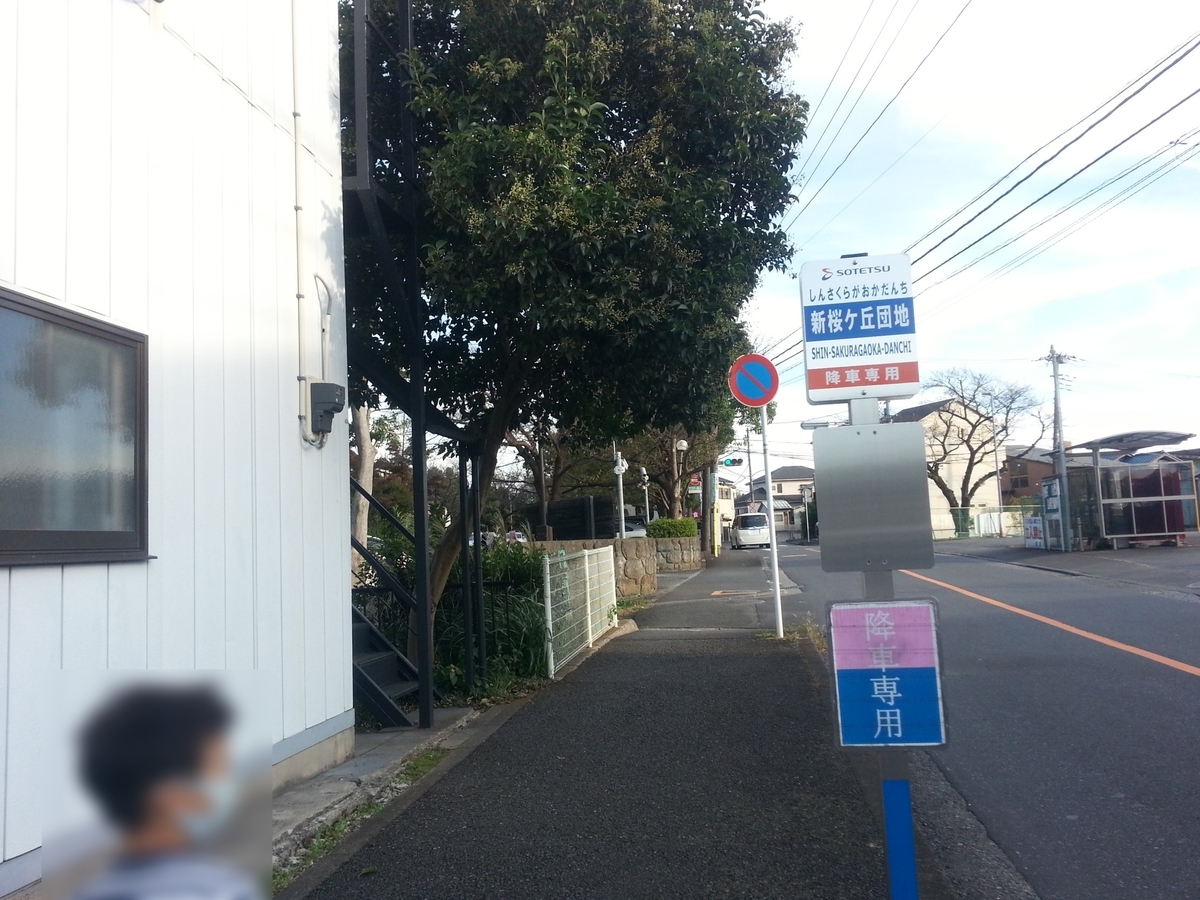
139;733;231;842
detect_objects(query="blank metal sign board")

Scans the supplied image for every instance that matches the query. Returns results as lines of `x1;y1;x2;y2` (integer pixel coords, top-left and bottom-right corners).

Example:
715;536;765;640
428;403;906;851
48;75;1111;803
812;422;933;572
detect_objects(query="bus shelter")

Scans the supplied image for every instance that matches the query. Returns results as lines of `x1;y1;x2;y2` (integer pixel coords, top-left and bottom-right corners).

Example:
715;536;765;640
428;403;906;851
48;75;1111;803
1042;431;1198;550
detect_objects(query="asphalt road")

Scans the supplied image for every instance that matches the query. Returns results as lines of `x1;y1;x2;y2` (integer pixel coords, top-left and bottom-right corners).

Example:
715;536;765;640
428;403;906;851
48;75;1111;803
774;542;1200;900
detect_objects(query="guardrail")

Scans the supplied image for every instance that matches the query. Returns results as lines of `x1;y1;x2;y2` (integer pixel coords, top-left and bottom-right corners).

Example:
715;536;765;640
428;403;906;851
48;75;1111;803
541;547;618;676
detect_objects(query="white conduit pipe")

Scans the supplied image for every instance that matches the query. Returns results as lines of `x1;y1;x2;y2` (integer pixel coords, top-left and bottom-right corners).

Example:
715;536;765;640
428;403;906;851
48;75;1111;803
292;0;325;447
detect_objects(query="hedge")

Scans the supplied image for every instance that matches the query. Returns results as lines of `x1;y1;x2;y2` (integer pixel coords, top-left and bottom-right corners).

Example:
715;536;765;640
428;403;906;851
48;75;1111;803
646;517;699;538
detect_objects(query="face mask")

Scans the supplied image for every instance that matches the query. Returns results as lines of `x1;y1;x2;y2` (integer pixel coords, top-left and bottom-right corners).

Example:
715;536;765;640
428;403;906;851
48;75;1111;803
178;775;239;844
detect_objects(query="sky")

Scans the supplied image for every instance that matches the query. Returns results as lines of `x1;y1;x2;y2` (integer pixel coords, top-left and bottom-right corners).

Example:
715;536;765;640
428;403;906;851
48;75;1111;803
741;0;1200;480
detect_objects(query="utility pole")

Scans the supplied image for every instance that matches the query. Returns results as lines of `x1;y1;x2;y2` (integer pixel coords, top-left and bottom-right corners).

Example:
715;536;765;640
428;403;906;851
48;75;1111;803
745;429;755;512
760;407;783;637
614;441;627;538
538;439;548;537
1041;346;1075;552
705;460;715;554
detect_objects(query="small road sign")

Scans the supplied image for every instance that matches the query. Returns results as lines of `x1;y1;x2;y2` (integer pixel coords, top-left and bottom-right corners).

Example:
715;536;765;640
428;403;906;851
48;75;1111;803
728;353;779;408
798;253;919;404
827;599;946;748
689;474;701;487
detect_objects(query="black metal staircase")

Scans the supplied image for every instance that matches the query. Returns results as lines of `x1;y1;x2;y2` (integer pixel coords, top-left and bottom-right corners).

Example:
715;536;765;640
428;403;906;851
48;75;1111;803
352;606;419;727
351;476;430;727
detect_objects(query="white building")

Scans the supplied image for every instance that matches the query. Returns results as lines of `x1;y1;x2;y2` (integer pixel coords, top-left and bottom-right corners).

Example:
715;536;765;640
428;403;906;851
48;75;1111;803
888;400;1003;539
0;2;350;892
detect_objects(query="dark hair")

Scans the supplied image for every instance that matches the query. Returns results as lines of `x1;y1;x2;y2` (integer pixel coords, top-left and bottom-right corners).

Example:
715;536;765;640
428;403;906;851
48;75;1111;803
78;684;232;829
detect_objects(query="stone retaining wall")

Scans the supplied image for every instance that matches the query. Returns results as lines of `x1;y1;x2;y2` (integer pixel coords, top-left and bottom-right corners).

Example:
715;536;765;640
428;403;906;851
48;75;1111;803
533;535;704;598
534;538;657;598
654;536;703;572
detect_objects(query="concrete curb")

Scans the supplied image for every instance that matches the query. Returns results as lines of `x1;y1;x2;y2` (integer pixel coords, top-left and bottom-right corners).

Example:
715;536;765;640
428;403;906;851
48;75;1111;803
271;709;480;871
275;699;532;900
935;548;1086;580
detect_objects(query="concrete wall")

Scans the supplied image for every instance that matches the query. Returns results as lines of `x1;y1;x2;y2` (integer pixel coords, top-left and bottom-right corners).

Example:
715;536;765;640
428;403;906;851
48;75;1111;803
0;1;350;890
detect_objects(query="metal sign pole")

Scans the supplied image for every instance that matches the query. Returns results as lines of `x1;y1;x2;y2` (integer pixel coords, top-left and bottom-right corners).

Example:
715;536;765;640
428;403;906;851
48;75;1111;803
760;405;784;638
848;395;917;900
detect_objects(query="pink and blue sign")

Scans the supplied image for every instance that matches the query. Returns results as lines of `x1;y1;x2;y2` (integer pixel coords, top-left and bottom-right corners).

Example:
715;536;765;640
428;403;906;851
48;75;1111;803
828;599;946;747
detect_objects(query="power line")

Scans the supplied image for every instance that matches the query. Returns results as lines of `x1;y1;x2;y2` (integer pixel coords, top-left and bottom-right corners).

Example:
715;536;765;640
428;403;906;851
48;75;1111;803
801;1;877;149
904;27;1200;255
917;126;1200;294
799;114;947;250
761;326;804;357
920;140;1200;318
914;83;1200;284
911;32;1200;270
791;1;914;212
791;1;901;210
785;0;976;230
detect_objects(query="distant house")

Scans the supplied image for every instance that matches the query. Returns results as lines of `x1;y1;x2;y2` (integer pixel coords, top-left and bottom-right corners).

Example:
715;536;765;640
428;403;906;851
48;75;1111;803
735;465;814;530
1002;446;1057;501
717;476;738;530
886;399;1003;539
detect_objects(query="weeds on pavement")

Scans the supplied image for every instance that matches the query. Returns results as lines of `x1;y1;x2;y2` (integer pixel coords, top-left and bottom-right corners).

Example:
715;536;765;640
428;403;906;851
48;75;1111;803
755;612;828;655
616;596;653;617
271;748;450;894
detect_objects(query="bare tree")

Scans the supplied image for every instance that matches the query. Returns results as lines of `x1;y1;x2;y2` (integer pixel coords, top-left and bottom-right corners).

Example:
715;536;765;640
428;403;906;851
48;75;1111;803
919;369;1047;528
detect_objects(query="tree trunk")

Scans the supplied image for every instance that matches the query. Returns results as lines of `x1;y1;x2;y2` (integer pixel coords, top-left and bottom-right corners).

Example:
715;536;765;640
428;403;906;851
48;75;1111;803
427;392;519;613
350;403;376;579
669;442;682;518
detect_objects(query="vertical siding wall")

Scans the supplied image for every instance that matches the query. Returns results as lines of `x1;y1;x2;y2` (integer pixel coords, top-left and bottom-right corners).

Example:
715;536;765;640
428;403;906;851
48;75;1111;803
0;0;350;866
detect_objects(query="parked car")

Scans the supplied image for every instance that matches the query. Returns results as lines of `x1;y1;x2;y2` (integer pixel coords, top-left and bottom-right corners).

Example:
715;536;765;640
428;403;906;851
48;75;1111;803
620;519;647;538
731;513;771;549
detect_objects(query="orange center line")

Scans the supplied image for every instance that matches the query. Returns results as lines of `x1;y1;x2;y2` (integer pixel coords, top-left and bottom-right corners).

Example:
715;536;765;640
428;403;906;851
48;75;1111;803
900;569;1200;679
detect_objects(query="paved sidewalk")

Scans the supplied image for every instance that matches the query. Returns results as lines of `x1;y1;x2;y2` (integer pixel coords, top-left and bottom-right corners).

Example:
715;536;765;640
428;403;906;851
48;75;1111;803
285;553;957;899
935;536;1200;596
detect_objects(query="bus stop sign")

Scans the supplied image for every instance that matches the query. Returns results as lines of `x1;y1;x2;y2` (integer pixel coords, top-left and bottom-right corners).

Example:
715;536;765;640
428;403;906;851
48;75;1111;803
828;598;946;748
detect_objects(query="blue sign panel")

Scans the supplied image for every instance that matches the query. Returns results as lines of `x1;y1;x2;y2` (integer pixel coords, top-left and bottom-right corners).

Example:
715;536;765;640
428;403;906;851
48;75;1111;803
803;298;916;343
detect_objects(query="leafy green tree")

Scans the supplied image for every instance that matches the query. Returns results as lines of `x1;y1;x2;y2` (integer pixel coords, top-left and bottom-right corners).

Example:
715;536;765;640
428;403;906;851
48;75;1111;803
346;0;807;605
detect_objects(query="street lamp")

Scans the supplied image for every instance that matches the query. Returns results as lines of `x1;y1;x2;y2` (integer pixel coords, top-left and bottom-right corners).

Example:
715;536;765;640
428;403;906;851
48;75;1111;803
673;439;689;517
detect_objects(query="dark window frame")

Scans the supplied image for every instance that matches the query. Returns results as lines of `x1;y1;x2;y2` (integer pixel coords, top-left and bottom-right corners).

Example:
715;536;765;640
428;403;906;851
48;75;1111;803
0;287;149;566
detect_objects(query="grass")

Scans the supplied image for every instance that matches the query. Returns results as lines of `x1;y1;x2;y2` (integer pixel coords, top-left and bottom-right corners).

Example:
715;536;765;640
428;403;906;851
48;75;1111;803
271;748;450;894
399;748;448;781
616;596;653;617
756;612;828;655
437;674;549;710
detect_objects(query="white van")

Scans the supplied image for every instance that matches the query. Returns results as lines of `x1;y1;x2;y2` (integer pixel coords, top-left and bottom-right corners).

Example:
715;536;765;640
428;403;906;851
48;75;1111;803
731;513;771;549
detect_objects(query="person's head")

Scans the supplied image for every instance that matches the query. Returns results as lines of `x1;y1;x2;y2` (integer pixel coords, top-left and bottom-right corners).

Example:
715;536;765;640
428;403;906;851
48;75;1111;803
78;684;235;847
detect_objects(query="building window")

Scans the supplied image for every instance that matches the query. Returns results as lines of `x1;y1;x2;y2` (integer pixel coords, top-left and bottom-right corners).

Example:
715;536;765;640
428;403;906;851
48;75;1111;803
1010;475;1029;489
775;483;783;493
0;288;148;565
